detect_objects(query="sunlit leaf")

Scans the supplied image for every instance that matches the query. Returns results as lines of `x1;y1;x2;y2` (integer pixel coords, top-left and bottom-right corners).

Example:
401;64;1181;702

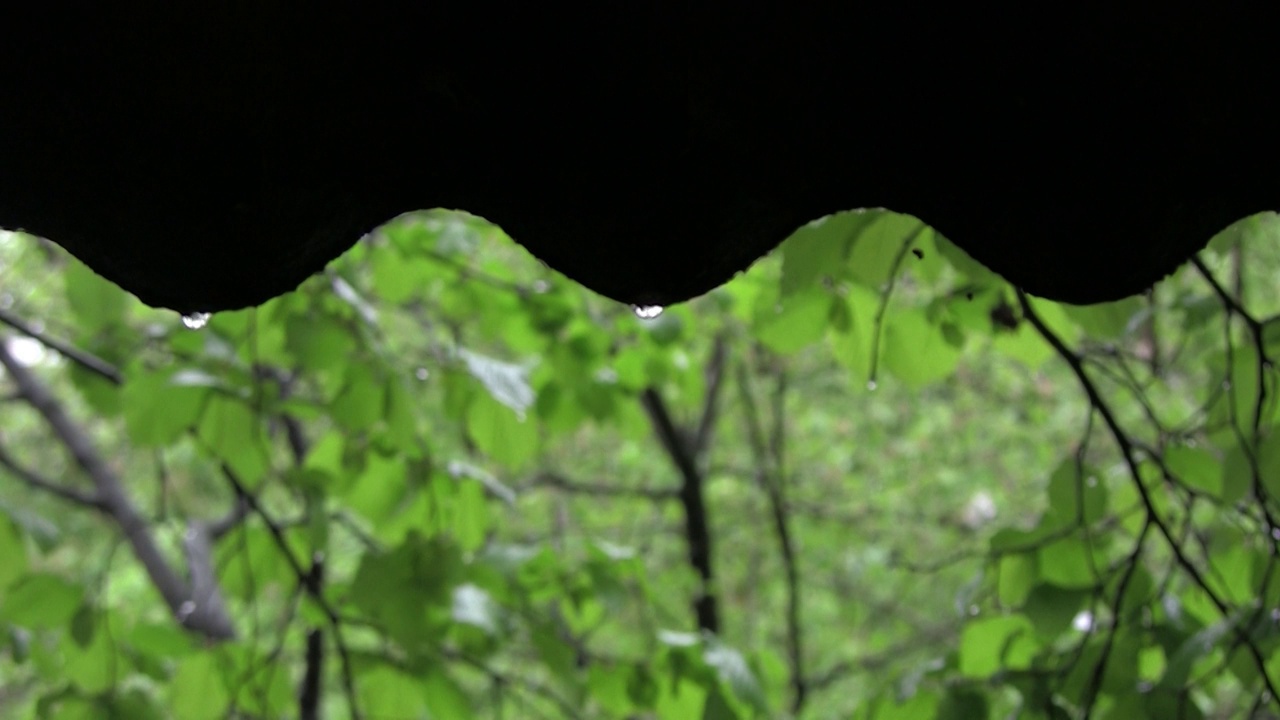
753;288;832;354
882;307;962;388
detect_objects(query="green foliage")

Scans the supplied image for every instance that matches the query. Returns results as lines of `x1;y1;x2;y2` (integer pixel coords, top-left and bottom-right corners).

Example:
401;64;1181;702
1;209;1279;718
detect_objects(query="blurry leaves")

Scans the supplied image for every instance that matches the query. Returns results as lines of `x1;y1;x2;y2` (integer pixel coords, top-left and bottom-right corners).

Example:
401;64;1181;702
168;653;230;720
0;573;83;629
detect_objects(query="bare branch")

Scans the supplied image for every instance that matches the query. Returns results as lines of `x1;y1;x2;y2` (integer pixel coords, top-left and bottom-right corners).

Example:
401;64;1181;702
640;387;719;634
692;334;728;456
0;309;122;384
0;341;235;640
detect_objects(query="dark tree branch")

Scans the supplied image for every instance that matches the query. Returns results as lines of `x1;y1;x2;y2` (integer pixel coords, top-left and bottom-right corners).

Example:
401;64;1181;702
299;557;326;720
1016;289;1280;703
220;466;363;720
640;387;719;634
0;341;235;640
693;334;728;456
0;308;123;384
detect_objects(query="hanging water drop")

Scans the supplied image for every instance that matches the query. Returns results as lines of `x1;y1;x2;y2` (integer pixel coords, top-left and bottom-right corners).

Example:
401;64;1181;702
181;312;211;329
633;304;664;319
866;379;878;391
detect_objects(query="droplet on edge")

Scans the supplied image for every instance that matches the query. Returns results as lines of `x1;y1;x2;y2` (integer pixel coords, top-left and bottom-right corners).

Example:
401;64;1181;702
632;305;664;319
181;312;211;329
866;379;878;391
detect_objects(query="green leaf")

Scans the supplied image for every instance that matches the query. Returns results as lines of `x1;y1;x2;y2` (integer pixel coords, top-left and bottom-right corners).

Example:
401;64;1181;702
881;307;962;388
356;664;431;718
753;288;832;354
121;368;210;447
0;573;83;629
1044;459;1107;529
1038;537;1100;590
285;313;356;373
997;554;1038;608
451;479;490;552
848;213;922;288
1158;609;1246;692
63;615;123;694
64;258;127;332
778;213;868;295
959;614;1036;678
350;535;461;647
590;664;641;715
466;392;537;470
423;670;476;719
197;395;269;488
168;653;230;720
331;362;386;432
1165;444;1223;498
828;283;881;381
0;516;27;589
1022;585;1087;640
344;451;407;522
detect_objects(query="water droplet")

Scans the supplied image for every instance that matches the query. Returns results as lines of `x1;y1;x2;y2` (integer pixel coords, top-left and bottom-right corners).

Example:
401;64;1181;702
967;604;980;616
1270;526;1280;541
866;379;878;391
181;312;211;329
414;367;430;381
633;305;664;319
178;600;196;619
1222;380;1232;390
533;280;550;294
1086;476;1098;487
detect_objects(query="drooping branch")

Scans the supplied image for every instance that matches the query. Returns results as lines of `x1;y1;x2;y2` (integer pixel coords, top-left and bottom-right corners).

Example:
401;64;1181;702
0;340;236;640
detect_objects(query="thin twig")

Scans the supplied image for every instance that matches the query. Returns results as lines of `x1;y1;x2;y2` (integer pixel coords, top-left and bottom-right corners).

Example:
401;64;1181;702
866;223;927;385
0;309;123;384
1016;289;1280;703
220;466;363;720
